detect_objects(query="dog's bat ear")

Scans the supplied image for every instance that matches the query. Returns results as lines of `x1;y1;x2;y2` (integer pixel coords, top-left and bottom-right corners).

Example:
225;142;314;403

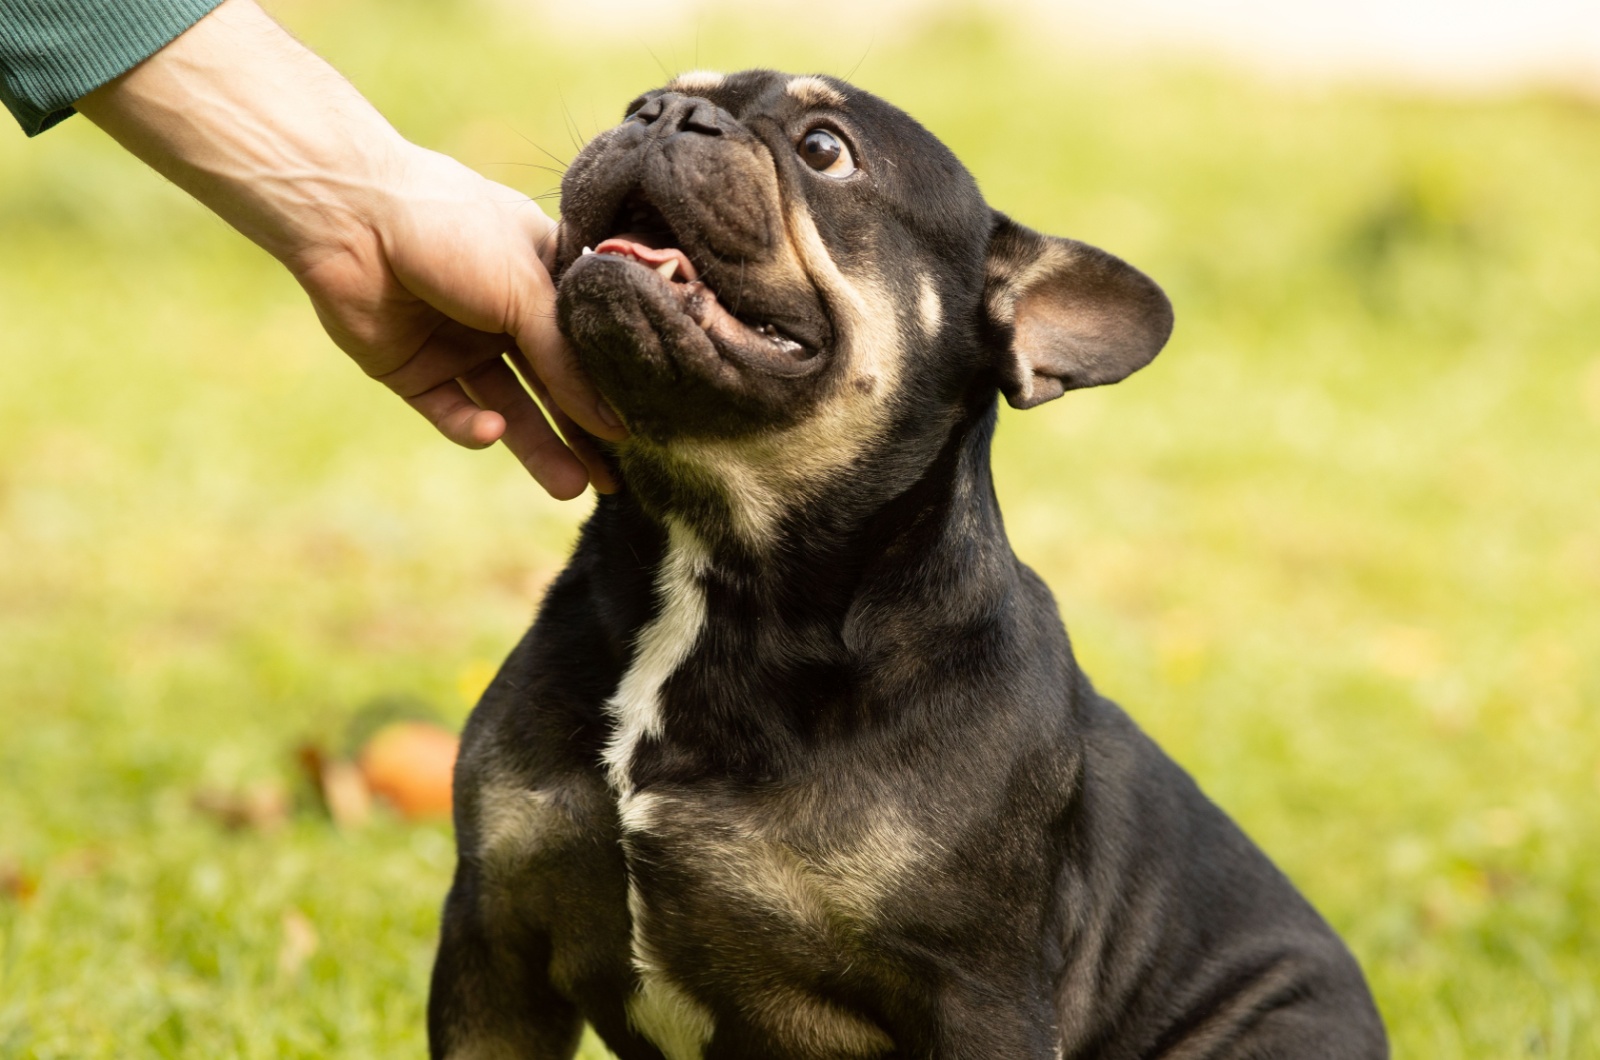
984;213;1174;409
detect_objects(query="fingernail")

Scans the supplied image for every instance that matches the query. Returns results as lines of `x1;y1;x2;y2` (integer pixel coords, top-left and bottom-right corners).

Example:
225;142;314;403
596;400;624;432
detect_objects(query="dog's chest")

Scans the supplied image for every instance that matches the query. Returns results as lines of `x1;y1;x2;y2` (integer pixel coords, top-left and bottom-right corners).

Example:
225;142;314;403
617;785;916;1059
586;528;912;1054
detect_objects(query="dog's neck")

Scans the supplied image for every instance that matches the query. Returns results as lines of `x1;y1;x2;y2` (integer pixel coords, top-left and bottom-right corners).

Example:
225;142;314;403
604;399;1014;615
585;400;1045;783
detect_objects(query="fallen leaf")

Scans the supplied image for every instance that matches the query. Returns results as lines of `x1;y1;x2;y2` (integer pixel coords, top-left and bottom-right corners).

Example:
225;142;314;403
295;741;372;829
321;759;372;828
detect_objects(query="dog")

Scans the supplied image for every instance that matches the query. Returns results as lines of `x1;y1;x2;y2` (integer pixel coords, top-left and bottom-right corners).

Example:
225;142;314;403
428;69;1388;1059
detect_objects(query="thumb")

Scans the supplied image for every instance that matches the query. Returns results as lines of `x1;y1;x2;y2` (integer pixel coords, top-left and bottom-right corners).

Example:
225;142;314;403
503;204;627;443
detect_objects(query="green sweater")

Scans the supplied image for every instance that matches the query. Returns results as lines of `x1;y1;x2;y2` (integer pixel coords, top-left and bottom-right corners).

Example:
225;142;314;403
0;0;224;135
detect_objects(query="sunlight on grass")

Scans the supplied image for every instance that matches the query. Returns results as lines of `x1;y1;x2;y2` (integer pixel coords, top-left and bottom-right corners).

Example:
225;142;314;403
1;1;1597;1056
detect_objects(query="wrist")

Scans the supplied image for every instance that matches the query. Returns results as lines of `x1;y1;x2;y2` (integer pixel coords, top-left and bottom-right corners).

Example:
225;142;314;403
76;0;410;272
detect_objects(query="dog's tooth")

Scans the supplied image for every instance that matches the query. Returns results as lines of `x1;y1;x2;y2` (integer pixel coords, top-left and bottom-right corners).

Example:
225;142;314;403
655;259;680;281
581;246;594;256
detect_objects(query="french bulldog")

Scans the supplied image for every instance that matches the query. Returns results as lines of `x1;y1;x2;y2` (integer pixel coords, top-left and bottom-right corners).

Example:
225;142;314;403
428;69;1388;1059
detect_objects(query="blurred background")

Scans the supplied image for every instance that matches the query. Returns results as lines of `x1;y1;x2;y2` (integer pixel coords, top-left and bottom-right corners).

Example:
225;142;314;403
2;0;1597;1056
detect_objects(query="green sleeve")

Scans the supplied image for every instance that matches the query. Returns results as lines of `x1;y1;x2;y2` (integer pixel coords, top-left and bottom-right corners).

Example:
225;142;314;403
0;0;226;136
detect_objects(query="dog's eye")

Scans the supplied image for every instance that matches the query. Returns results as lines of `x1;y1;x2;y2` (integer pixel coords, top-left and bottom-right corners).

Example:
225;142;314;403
798;128;856;178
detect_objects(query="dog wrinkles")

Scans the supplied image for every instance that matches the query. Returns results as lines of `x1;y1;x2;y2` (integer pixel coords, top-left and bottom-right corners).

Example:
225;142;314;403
672;195;908;546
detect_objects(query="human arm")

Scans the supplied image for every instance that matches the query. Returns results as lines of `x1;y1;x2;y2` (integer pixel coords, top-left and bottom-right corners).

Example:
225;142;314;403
65;0;619;497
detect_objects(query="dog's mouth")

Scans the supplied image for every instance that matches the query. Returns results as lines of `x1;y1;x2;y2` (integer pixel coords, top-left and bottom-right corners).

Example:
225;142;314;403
578;191;821;375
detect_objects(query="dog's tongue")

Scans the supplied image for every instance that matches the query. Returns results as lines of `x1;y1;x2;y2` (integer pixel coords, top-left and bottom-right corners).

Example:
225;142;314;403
594;238;698;282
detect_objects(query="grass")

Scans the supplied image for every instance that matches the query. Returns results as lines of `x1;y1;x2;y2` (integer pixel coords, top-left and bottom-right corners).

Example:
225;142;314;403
2;1;1597;1056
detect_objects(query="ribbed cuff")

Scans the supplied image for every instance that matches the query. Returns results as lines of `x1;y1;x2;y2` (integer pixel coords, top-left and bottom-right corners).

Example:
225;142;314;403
1;0;227;136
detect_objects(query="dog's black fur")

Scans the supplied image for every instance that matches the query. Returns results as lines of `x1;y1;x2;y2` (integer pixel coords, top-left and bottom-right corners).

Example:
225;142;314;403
429;70;1387;1059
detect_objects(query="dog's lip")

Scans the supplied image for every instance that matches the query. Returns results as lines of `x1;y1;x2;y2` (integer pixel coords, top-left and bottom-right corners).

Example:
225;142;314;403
677;280;822;377
574;233;823;376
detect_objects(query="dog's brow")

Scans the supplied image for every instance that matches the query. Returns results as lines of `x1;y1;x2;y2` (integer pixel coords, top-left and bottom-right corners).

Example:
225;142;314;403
670;69;726;94
785;75;846;109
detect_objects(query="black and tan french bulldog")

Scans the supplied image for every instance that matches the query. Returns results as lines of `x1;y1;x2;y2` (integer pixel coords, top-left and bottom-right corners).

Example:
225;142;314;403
428;69;1387;1059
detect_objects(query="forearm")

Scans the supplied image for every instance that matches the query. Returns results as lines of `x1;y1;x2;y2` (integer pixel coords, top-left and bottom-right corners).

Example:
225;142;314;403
74;0;402;272
67;0;614;495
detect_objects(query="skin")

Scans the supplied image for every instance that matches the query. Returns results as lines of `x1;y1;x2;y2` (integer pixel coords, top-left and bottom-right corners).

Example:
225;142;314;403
73;0;623;498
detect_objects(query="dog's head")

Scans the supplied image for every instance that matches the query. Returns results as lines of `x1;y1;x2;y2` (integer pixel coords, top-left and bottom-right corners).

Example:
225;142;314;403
555;70;1172;538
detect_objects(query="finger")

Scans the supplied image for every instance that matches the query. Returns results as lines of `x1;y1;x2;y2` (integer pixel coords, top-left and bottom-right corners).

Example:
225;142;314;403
509;349;619;494
460;358;591;500
510;274;628;443
374;321;509;399
542;394;619;495
405;380;506;448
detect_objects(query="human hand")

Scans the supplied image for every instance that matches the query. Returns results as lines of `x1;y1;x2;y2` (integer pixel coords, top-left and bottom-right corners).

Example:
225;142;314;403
76;0;621;499
292;145;622;499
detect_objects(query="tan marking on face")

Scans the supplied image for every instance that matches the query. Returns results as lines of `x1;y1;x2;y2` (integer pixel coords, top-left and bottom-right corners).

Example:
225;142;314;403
918;275;943;337
786;75;847;109
670;69;725;94
669;197;910;545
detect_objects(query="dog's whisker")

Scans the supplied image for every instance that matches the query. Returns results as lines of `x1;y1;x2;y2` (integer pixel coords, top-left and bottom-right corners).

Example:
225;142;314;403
641;41;670;81
844;38;875;83
504;124;570;172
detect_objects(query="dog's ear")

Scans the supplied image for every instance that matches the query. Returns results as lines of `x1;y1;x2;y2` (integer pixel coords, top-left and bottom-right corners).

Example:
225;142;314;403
984;213;1174;409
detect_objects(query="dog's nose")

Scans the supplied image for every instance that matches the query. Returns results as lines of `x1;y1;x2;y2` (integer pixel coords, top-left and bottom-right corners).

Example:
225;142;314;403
629;93;726;138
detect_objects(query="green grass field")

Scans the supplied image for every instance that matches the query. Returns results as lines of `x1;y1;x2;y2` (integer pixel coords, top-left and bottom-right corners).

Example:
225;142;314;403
2;1;1597;1056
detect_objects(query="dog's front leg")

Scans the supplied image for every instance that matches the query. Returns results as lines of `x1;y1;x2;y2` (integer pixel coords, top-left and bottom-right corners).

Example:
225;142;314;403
427;862;582;1060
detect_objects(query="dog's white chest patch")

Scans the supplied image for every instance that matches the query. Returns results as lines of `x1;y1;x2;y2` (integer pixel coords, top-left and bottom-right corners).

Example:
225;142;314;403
602;519;710;791
602;521;717;1056
624;932;716;1060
